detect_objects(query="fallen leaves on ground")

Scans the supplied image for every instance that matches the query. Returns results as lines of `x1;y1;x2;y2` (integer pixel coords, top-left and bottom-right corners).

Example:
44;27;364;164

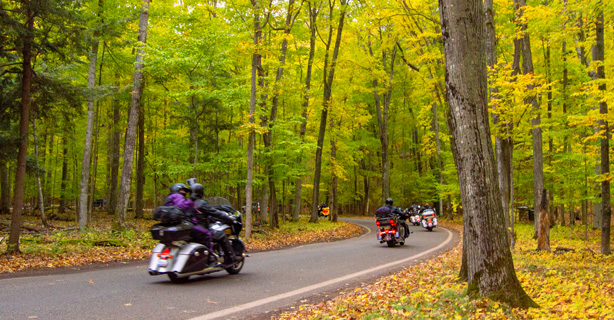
0;215;362;274
276;221;614;320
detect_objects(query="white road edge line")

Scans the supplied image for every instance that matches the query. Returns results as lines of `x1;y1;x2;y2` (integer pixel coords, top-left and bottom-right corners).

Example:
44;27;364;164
190;227;454;320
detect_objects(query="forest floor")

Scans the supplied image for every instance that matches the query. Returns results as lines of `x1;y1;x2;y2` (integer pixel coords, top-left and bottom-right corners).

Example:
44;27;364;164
0;213;363;275
275;221;614;320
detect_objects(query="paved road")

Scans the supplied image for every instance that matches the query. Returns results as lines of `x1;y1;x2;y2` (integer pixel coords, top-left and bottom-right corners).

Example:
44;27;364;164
0;218;458;320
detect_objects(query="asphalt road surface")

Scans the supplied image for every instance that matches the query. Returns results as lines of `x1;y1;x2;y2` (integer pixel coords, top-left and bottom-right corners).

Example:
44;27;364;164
0;218;458;320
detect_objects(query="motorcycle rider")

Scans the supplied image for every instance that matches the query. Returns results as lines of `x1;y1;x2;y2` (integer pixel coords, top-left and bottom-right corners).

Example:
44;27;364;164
419;202;433;213
165;183;193;211
189;183;243;268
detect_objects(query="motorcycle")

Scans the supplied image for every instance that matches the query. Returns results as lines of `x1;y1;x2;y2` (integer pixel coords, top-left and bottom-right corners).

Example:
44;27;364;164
376;214;409;247
148;197;247;283
420;209;438;231
318;204;330;218
410;212;421;226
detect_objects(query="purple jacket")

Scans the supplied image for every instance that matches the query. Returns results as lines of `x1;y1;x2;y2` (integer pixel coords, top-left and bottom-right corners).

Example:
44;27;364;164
165;193;193;211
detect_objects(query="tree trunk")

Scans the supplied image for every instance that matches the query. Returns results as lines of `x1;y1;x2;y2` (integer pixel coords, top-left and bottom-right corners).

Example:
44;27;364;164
263;0;297;228
245;0;264;240
593;5;610;255
58;138;69;214
292;2;318;222
8;1;34;253
107;91;121;216
537;189;550;251
311;0;347;223
515;0;544;239
486;0;513;233
135;100;145;219
438;0;537;307
114;0;149;229
371;42;396;202
78;19;101;230
1;161;9;214
32;118;48;227
43;128;54;208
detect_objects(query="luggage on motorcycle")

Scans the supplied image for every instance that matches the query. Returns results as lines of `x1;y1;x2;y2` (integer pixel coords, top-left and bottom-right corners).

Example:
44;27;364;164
376;215;398;226
375;206;391;218
150;221;194;242
153;206;186;225
216;205;236;214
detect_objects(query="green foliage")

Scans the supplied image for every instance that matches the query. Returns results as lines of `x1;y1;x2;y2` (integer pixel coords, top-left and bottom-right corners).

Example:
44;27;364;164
0;0;611;232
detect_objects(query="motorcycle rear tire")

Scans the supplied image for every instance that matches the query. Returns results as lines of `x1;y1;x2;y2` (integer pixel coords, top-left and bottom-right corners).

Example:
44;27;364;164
386;240;395;247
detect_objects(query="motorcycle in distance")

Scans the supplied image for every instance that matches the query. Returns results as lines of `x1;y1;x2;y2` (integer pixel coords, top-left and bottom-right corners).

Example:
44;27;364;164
420;208;438;231
148;196;247;283
318;203;330;218
376;213;409;247
409;208;421;226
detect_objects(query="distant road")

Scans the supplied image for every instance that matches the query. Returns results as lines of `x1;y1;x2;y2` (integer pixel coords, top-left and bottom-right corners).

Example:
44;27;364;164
0;218;458;320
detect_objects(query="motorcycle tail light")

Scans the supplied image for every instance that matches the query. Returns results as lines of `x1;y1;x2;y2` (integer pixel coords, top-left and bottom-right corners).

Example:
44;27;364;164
428;219;432;223
376;221;380;227
390;219;396;226
160;248;171;259
391;229;396;234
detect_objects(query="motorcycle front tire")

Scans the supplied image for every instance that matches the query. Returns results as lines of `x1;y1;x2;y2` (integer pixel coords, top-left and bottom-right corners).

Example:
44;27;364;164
225;239;246;275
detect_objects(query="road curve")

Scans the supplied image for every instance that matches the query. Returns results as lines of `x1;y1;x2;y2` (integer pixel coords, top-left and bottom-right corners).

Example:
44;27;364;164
0;218;458;320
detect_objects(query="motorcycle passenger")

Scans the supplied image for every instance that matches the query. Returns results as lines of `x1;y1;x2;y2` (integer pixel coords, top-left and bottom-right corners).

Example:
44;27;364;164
165;183;193;211
189;183;243;268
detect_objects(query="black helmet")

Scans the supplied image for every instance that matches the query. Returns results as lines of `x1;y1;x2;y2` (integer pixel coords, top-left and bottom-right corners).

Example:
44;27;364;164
170;183;189;194
385;198;393;205
191;183;205;199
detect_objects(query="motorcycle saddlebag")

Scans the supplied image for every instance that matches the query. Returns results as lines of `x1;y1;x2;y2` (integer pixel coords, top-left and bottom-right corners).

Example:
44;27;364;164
150;222;193;242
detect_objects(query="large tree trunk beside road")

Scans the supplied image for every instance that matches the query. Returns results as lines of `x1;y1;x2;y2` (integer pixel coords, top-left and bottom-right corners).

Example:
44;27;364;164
438;0;537;307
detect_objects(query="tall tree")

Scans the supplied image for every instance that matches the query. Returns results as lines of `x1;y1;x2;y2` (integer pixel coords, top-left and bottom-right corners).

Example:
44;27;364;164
134;99;145;219
438;0;537;307
311;0;348;223
8;0;34;253
114;0;150;229
369;30;396;203
106;85;121;216
0;162;9;214
264;0;299;228
78;0;103;230
292;0;319;222
486;0;513;234
592;2;610;255
516;0;544;239
32;117;48;227
245;0;265;240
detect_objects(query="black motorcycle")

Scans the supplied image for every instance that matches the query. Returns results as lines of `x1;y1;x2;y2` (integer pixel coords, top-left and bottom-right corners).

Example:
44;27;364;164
376;213;409;247
148;197;246;283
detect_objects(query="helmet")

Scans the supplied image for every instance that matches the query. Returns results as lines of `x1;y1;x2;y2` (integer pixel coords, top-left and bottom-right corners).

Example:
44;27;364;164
170;183;189;194
191;183;205;199
385;198;393;205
